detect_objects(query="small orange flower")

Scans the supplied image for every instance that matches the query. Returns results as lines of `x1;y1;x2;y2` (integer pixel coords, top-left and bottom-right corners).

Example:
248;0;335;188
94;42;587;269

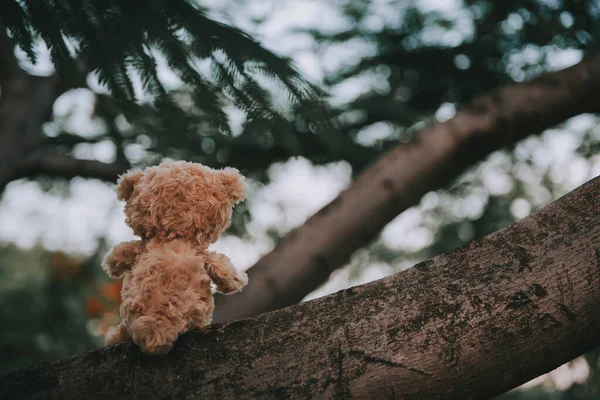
100;281;123;303
85;296;104;317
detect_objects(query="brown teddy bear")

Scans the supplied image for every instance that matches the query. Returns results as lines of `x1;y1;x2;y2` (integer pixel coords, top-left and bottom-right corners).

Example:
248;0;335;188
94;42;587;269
102;161;249;355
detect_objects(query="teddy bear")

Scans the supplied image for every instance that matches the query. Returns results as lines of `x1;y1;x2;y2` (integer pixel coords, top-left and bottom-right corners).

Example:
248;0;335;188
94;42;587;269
102;161;249;355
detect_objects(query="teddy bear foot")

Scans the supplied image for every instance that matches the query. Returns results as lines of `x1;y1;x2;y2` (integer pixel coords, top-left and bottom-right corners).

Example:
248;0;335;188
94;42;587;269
130;316;179;356
106;322;131;345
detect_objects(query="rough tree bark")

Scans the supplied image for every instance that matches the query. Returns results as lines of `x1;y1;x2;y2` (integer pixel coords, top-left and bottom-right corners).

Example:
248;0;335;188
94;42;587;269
1;176;599;400
0;22;125;194
213;51;600;323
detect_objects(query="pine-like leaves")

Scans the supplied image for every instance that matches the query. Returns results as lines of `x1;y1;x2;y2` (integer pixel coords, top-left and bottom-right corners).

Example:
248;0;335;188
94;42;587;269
0;0;331;134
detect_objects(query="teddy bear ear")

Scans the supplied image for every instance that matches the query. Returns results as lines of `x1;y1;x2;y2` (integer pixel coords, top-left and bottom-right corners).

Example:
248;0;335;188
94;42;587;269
219;167;248;203
116;168;144;201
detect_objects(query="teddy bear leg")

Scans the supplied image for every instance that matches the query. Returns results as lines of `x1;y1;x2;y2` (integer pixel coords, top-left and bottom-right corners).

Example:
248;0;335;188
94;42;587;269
129;315;184;355
106;322;131;346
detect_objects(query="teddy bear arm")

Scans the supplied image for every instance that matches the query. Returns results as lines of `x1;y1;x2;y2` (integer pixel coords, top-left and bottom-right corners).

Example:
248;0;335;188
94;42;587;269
204;252;248;294
102;240;144;278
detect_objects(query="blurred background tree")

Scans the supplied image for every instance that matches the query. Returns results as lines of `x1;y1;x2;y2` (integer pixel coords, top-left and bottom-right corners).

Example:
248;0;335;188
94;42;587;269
0;0;599;398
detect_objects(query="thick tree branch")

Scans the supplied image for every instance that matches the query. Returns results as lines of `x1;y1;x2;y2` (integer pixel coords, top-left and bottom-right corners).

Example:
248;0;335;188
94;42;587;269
213;51;600;323
1;176;599;399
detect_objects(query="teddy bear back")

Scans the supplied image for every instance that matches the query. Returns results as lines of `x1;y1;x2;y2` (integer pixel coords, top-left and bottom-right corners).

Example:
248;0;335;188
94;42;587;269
117;161;247;244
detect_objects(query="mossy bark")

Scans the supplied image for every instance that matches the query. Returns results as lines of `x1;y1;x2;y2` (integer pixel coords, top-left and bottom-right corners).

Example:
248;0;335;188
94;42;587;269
2;177;599;399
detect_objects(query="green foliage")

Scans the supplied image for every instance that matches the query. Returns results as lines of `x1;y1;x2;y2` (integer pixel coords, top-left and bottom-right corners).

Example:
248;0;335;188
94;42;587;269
321;0;598;156
0;244;105;374
0;0;331;134
24;0;600;187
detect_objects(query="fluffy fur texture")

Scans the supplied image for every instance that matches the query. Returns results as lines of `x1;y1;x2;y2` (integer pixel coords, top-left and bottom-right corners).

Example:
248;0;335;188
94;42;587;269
102;161;249;355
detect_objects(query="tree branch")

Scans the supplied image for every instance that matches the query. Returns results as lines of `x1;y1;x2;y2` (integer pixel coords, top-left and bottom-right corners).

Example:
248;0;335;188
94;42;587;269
21;152;126;182
1;176;599;399
0;151;126;189
212;51;600;323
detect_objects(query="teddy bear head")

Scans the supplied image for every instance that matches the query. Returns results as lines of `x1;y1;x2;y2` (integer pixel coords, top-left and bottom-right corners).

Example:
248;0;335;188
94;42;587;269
116;161;247;245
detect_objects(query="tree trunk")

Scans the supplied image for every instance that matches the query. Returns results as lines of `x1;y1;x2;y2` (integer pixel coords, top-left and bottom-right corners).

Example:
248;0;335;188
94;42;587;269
0;22;60;191
1;176;598;400
213;51;600;323
0;22;125;194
